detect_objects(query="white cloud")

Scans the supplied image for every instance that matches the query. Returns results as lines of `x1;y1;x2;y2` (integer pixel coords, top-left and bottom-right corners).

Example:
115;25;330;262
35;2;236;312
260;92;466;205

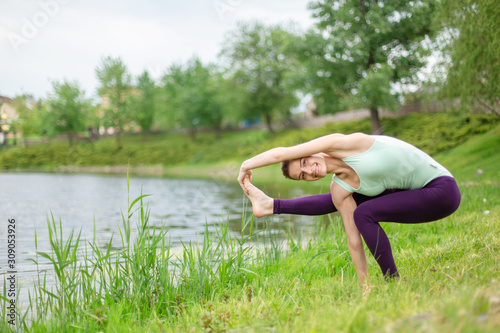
0;0;314;99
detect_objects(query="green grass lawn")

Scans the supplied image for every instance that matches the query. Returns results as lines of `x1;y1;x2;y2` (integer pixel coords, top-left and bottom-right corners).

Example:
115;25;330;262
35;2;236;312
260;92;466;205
156;124;500;332
2;123;499;332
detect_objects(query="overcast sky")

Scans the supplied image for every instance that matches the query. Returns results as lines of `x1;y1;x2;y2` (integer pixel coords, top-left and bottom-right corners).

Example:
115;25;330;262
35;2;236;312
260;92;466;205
0;0;315;100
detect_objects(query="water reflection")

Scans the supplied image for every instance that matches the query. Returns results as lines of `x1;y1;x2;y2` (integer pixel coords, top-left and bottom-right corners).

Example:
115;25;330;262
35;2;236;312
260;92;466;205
0;172;326;274
0;172;337;309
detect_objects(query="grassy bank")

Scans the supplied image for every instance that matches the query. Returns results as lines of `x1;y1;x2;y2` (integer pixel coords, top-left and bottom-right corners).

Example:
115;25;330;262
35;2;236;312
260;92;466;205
1;122;499;332
0;113;497;182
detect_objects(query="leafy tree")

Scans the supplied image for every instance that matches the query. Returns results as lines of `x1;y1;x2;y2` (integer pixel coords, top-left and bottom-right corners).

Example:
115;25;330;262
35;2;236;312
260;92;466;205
129;70;157;139
162;57;225;140
210;71;247;132
203;68;227;139
11;95;40;147
95;56;132;146
436;0;500;115
220;21;301;135
86;104;102;139
46;80;91;146
291;29;351;115
308;0;437;133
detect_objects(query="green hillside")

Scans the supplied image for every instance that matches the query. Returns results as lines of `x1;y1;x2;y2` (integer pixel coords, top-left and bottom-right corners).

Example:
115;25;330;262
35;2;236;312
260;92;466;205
6;117;500;332
0;113;497;180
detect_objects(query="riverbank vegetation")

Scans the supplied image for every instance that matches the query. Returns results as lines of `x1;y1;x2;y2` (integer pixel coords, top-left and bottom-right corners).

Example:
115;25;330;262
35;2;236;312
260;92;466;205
1;121;499;332
0;112;498;180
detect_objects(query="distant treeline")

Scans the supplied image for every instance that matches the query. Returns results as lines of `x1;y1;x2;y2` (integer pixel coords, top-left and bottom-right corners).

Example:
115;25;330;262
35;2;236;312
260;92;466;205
0;112;497;172
2;0;498;147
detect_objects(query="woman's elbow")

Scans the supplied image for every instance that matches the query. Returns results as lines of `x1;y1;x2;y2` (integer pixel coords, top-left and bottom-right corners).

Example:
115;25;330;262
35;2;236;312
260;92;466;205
270;147;287;162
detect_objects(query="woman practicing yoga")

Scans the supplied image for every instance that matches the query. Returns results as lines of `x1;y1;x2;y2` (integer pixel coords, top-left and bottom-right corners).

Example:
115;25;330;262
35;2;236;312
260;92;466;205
237;133;461;285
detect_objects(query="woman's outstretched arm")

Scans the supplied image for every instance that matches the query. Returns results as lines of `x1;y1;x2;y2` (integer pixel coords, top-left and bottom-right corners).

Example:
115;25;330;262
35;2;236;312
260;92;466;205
238;134;346;192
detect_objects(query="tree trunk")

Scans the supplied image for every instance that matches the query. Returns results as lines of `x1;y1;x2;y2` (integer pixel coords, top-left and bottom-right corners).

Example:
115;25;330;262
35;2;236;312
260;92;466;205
369;106;383;134
214;124;222;140
264;113;274;137
68;131;74;147
115;129;122;147
189;127;197;141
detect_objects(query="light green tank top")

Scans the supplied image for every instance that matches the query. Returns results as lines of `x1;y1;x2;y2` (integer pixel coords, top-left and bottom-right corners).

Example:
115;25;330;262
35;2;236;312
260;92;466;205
332;135;453;196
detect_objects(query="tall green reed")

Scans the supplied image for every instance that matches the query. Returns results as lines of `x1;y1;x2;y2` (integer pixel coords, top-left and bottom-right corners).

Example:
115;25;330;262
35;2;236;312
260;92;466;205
8;174;278;331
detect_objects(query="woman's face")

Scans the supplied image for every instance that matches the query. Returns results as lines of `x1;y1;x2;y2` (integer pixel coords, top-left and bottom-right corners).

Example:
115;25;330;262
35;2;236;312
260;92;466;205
288;154;327;181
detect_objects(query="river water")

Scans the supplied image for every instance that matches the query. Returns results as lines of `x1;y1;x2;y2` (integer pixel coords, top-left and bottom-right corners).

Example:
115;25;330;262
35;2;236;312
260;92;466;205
0;172;322;307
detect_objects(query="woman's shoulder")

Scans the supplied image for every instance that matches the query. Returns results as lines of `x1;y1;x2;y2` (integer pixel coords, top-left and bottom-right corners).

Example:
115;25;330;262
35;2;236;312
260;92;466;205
321;132;374;157
343;132;375;149
346;132;370;139
326;132;371;144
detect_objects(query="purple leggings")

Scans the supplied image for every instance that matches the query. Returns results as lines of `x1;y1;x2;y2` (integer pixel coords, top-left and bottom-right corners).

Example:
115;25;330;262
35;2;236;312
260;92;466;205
273;176;461;277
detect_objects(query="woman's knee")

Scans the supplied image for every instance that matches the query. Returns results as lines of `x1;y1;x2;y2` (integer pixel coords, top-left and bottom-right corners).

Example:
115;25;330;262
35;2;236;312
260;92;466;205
438;178;462;217
353;207;371;229
450;181;461;212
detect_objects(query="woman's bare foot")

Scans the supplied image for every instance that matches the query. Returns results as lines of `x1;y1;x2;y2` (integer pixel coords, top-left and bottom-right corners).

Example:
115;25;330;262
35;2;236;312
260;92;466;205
243;179;273;218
